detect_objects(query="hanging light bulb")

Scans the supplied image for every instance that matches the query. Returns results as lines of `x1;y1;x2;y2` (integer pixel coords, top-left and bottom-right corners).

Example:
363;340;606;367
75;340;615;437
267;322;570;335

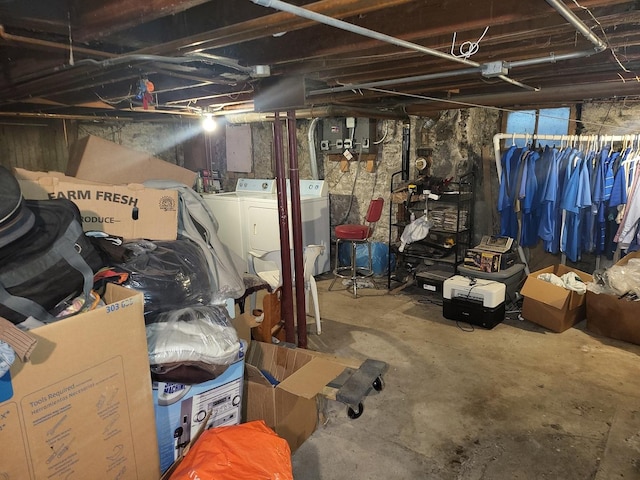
202;113;217;132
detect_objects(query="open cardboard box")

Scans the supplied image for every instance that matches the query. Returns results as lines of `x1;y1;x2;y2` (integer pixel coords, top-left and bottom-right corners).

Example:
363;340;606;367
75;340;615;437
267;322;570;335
66;135;197;187
0;284;159;479
16;168;178;240
520;264;592;332
586;250;640;345
244;341;347;452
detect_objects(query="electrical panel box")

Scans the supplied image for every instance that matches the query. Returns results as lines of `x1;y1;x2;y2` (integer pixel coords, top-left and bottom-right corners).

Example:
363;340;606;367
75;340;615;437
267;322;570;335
319;118;377;154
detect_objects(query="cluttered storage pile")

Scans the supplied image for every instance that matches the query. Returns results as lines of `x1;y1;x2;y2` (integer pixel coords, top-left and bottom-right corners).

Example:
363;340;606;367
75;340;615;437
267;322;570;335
0;163;294;478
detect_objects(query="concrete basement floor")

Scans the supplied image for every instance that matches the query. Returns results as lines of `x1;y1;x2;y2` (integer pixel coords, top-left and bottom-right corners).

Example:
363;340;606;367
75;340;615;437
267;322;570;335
290;275;640;480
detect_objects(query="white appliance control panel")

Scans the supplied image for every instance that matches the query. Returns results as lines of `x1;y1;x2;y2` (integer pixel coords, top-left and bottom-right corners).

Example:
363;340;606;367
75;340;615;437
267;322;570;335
299;180;328;197
235;178;276;193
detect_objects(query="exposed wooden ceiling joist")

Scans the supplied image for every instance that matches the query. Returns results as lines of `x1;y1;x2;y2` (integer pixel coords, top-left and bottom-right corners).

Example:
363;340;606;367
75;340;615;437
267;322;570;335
0;0;638;119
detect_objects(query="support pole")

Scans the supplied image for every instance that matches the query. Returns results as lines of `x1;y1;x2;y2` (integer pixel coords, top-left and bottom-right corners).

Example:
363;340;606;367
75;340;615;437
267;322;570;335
287;110;307;348
273;112;295;343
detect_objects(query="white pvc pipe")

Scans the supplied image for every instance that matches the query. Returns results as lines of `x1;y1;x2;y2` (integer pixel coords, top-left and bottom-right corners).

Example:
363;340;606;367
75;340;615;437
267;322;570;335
308;117;320;180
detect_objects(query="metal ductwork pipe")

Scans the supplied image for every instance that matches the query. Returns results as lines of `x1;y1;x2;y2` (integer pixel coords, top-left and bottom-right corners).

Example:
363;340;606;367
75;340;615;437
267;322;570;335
544;0;607;52
225;106;407;123
309;68;481;97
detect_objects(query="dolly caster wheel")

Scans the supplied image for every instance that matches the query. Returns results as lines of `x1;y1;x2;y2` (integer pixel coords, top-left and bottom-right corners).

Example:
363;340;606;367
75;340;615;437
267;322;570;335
347;402;364;419
372;376;385;391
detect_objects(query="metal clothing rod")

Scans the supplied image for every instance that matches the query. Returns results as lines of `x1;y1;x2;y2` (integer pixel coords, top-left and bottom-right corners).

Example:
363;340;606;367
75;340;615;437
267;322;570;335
492;133;638;183
492;132;639;267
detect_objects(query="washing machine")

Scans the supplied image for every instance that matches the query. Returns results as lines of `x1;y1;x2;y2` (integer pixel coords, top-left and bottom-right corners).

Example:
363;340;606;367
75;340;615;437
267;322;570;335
202;178;330;275
243;179;330;274
202;179;275;275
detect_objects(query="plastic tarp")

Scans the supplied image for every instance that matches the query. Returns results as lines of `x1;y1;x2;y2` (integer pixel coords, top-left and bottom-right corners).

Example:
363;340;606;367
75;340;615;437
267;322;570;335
169;420;293;480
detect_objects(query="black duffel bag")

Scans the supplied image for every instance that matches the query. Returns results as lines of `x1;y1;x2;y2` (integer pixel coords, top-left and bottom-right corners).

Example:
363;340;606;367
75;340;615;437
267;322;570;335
117;239;213;322
0;199;105;325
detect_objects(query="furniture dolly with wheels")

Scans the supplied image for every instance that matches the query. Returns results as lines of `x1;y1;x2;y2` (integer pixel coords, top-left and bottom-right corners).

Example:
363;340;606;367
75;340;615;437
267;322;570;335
304;350;388;419
323;359;387;419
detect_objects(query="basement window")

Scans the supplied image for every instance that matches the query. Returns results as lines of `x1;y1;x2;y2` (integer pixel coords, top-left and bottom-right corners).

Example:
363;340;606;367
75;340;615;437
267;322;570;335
505;107;570;147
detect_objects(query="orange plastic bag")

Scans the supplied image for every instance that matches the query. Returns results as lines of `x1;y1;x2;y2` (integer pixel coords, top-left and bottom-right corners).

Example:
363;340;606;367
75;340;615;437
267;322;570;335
169;420;293;480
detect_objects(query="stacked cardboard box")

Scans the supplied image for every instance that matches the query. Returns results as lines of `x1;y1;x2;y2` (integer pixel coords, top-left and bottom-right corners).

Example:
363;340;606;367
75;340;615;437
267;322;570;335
586;251;640;345
6;139;232;477
0;285;160;478
464;236;518;272
16;168;179;240
67;135;197;187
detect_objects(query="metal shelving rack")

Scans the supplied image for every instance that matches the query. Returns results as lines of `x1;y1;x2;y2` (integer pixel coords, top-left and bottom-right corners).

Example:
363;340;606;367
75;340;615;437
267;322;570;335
387;170;475;291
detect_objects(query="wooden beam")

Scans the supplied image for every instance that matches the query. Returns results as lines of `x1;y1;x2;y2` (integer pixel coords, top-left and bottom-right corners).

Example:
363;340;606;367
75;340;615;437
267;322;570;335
75;0;214;41
130;0;416;55
405;80;640;115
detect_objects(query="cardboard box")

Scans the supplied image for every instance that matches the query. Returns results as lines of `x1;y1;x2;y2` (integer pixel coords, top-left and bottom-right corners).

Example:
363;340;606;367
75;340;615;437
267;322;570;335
244;341;346;452
464;249;502;272
0;284;159;479
520;264;592;332
67;135;198;187
464;248;518;272
16;168;178;240
586;251;640;345
152;359;245;474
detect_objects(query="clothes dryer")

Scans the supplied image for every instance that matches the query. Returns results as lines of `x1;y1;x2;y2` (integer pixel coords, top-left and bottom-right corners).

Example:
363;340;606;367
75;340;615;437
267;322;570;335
202;179;330;275
244;179;330;274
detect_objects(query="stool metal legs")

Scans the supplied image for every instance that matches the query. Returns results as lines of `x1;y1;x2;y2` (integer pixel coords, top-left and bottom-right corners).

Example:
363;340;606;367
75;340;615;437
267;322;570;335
328;238;374;297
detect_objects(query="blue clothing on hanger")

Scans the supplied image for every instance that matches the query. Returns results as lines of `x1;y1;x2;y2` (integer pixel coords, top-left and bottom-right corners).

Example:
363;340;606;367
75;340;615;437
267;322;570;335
603;150;622;258
581;150;597;253
603;150;618;201
610;160;629;208
498;145;522;240
520;149;541;247
593;148;613;254
546;147;573;254
560;154;591;262
538;147;561;252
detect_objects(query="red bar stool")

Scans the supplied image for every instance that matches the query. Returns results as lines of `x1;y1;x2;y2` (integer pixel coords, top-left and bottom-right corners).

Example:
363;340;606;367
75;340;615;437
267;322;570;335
329;197;384;297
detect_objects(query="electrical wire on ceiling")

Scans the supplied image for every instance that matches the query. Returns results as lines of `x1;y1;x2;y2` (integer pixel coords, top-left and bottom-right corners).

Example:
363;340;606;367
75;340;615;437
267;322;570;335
571;0;631;73
67;11;74;66
450;26;490;60
249;0;537;92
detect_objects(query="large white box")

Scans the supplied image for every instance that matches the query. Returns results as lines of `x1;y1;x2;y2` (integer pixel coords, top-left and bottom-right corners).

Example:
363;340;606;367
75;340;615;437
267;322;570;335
152;358;244;474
